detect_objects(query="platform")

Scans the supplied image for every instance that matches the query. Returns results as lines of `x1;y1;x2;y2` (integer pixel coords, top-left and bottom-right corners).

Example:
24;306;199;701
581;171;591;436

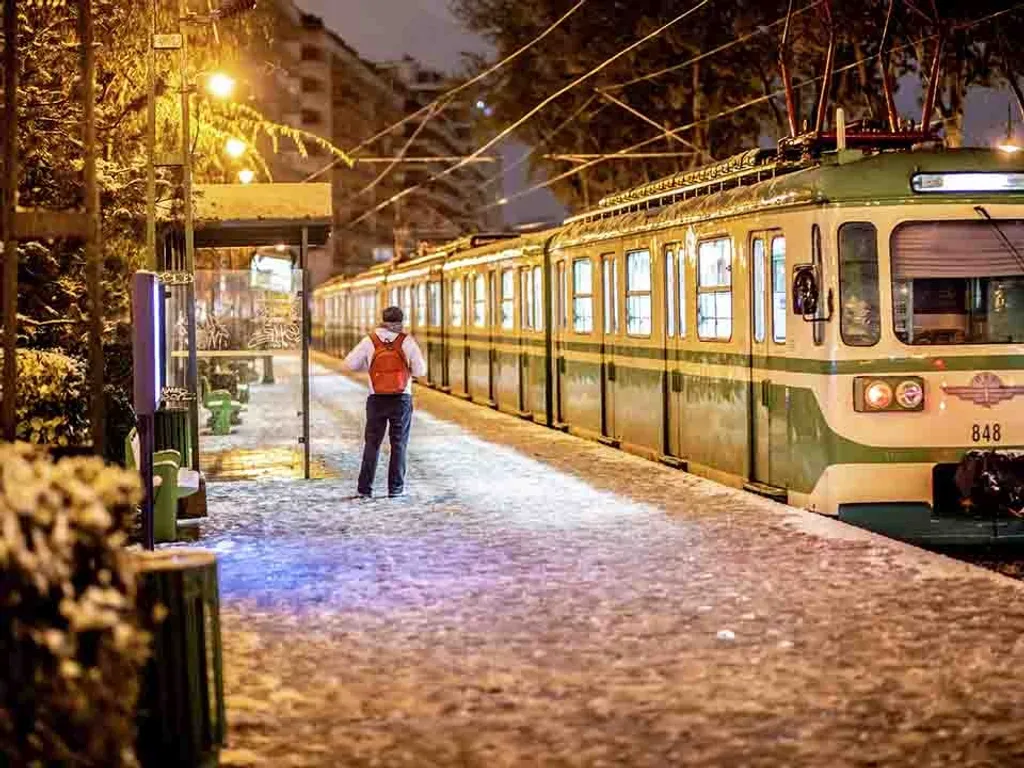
191;357;1024;766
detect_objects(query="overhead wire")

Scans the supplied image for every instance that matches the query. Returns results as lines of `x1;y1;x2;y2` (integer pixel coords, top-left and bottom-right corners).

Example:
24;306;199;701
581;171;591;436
346;0;715;228
302;0;590;183
474;1;1024;215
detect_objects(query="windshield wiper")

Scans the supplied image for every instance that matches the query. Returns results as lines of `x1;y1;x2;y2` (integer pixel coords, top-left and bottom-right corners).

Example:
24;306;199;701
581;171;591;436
974;205;1024;273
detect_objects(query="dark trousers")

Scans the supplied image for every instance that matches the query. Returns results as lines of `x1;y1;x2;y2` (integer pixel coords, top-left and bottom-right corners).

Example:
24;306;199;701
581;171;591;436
357;394;413;496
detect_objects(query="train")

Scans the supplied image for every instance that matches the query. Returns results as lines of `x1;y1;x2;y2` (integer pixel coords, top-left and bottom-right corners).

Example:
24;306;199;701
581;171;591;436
313;134;1024;545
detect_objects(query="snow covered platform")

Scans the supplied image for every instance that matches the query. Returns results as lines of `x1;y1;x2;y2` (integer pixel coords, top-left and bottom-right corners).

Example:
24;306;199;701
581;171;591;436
193;357;1024;767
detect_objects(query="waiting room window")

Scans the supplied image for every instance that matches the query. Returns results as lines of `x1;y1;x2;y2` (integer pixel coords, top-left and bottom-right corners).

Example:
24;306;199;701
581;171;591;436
473;274;486;327
697;238;733;340
451;277;464;327
501;269;515;329
573;258;594;333
626;249;652;336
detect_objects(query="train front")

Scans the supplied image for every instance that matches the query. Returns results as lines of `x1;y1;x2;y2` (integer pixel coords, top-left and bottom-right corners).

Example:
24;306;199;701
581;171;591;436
831;163;1024;545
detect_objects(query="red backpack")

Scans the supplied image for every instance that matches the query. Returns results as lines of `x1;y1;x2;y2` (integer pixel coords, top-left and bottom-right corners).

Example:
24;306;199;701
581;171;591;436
368;333;410;393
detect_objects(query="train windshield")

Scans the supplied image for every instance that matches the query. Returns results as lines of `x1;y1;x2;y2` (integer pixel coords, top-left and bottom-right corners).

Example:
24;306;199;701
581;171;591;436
892;220;1024;345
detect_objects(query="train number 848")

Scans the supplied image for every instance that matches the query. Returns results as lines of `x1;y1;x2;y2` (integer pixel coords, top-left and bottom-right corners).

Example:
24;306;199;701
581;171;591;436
971;424;1002;443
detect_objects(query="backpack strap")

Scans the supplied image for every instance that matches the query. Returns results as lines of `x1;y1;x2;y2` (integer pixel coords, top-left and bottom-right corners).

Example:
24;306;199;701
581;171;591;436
369;333;385;350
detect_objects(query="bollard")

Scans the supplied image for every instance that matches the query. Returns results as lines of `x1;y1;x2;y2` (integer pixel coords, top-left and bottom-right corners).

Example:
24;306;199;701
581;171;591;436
133;549;225;768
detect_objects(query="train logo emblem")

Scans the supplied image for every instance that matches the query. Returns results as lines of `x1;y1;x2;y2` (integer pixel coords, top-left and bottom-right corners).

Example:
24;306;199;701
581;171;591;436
942;373;1024;408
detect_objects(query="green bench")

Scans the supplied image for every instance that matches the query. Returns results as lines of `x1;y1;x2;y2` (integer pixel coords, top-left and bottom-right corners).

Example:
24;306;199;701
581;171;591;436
200;375;244;436
126;428;200;543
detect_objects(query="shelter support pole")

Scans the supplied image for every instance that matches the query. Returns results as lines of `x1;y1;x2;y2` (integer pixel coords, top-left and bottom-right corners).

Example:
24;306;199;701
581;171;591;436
80;0;105;456
301;227;311;480
2;0;18;442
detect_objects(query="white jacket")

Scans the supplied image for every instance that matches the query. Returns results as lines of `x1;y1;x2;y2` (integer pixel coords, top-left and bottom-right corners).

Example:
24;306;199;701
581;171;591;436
342;328;427;394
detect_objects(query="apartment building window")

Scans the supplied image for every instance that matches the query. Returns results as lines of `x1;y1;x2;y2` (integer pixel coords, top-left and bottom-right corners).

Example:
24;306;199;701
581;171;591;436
573;257;594;333
301;77;323;93
501;269;515;329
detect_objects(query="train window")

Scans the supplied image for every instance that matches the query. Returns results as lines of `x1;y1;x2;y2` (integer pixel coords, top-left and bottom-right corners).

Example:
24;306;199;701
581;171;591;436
602;255;618;335
473;274;486;327
665;248;676;338
771;236;787;343
812;225;824;345
521;269;534;330
697;238;733;340
678;248;687;337
451;278;464;327
626;250;652;336
533;266;544;330
839;223;880;346
573;258;594;333
501;269;515;329
891;220;1024;345
416;283;426;327
752;238;766;343
403;286;412;325
558;262;567;329
428;281;441;326
389;287;399;308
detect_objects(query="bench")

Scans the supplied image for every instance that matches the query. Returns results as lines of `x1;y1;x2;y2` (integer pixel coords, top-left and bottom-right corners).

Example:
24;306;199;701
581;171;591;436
200;375;244;435
126;428;200;543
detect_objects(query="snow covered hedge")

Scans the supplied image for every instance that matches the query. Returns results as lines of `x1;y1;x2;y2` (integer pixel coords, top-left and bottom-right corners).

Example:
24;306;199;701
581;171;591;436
0;444;149;766
0;349;89;447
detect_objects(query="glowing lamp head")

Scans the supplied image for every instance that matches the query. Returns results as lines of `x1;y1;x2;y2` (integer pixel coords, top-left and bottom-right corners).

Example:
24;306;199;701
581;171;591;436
237;168;255;184
206;72;236;100
225;137;247;158
895;380;924;409
865;381;893;410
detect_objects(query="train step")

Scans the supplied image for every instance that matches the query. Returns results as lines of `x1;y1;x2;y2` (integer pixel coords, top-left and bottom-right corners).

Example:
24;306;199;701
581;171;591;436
743;481;789;503
553;421;570;432
597;436;621;448
658;455;688;470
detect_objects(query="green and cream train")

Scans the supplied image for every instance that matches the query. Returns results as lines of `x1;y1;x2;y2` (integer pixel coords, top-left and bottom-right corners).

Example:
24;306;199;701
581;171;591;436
314;145;1024;544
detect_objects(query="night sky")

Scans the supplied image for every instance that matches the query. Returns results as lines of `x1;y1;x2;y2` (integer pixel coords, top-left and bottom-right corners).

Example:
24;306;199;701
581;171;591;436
298;1;1017;227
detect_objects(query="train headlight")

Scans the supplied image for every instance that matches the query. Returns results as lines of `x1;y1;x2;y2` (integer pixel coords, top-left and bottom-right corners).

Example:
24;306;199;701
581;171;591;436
865;381;893;410
895;379;924;409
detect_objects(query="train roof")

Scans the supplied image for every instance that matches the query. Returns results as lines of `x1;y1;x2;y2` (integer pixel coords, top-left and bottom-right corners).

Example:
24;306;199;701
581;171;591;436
555;148;1024;249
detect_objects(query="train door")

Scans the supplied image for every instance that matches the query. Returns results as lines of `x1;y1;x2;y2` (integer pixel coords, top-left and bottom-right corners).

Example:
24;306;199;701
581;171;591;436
518;266;531;415
663;243;685;461
601;252;618;444
748;230;786;490
554;259;568;427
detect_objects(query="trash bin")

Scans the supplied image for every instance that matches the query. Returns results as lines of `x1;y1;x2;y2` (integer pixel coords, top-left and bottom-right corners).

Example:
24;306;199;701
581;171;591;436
134;549;225;768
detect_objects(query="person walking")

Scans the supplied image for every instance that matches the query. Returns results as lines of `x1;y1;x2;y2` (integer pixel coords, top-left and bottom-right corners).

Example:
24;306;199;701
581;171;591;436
343;306;427;498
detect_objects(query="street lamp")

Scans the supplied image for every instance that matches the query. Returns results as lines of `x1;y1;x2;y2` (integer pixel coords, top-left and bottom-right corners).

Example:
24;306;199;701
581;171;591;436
225;137;246;158
237;168;255;184
206;72;236;100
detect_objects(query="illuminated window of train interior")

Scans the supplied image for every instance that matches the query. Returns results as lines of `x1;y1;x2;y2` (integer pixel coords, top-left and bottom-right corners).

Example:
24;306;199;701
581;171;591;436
558;262;567;329
416;283;427;327
501;269;515;329
602;255;617;335
839;223;880;346
428;280;441;326
665;247;676;338
697;238;733;340
520;269;532;330
473;274;486;327
678;247;686;337
752;237;766;343
532;266;543;330
626;250;652;336
573;257;594;333
892;221;1024;344
771;235;787;343
451;277;464;327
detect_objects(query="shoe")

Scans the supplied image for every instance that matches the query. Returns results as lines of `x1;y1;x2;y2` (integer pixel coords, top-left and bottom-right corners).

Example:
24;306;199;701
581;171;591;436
388;491;404;498
350;493;372;500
